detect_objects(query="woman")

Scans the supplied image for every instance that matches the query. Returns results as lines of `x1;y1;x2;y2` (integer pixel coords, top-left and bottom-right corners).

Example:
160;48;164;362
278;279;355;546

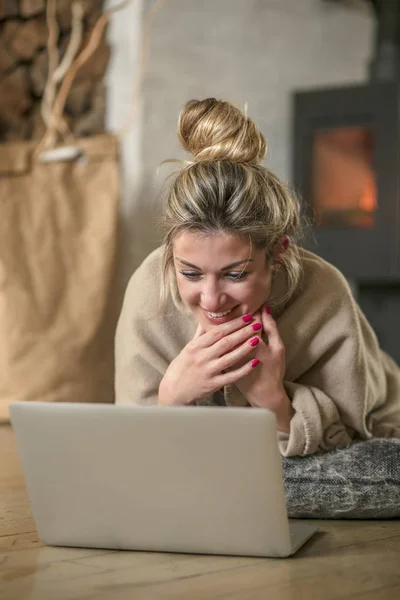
115;98;400;457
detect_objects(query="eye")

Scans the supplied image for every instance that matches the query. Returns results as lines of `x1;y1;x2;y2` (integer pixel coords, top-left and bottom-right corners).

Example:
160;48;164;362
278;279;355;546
180;271;202;281
226;272;248;282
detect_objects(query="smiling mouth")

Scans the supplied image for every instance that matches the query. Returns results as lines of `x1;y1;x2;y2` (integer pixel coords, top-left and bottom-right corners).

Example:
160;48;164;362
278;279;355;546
204;306;239;319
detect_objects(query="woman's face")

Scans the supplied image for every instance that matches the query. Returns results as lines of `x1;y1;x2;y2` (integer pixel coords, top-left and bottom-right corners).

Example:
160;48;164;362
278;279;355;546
172;231;273;330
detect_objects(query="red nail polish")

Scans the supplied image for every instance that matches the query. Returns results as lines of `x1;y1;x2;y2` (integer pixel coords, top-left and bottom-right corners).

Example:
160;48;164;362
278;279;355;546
252;322;262;331
251;358;260;368
250;337;259;347
265;303;271;315
242;314;253;323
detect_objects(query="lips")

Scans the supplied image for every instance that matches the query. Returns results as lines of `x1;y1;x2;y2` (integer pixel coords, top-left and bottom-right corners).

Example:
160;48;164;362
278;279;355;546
203;305;240;323
207;308;234;318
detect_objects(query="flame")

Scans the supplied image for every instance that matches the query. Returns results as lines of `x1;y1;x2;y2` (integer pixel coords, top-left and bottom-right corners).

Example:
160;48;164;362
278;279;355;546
358;172;377;213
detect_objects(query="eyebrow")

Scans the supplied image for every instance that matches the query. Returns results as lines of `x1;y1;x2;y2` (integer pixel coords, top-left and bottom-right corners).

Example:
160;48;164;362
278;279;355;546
175;257;254;271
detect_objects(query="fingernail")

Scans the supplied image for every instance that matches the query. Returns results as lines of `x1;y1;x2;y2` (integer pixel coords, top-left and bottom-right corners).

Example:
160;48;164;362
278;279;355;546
242;314;253;323
252;322;262;331
251;359;260;368
250;337;259;347
265;303;271;315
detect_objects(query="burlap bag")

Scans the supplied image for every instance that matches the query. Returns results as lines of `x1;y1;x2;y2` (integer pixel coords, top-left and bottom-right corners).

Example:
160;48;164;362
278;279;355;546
0;134;120;422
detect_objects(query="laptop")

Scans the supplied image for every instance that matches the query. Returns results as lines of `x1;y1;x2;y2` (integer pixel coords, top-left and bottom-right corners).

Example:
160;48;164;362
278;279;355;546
10;401;318;558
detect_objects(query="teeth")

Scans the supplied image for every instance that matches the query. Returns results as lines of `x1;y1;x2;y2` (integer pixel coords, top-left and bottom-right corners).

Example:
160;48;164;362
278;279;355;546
207;308;234;318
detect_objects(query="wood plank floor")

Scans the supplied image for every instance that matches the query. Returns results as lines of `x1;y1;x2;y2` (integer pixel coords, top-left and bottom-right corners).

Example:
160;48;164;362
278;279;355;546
1;423;400;600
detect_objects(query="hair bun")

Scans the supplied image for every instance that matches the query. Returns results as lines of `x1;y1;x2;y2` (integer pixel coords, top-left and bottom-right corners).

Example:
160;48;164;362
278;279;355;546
177;98;266;164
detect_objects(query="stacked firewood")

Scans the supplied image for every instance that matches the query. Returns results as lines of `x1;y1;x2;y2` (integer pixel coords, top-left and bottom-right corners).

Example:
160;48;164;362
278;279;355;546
0;0;109;142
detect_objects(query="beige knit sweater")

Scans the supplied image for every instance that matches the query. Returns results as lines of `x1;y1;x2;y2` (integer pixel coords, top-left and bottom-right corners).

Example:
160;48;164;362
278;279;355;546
115;245;400;457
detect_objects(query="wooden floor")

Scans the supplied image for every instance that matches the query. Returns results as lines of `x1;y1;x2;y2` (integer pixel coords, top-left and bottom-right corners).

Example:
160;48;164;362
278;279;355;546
1;424;400;600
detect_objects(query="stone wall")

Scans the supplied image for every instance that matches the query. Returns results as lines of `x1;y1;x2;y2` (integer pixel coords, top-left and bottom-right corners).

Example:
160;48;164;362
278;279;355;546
0;0;109;142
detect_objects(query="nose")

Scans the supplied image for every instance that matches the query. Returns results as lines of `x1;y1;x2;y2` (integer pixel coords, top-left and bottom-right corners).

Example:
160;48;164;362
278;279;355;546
200;278;226;311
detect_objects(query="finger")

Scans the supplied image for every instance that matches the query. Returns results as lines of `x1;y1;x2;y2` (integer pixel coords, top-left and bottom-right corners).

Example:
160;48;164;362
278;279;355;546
193;313;255;349
213;331;261;372
261;303;283;353
208;315;263;359
213;356;261;388
253;310;262;329
252;310;263;339
193;323;206;339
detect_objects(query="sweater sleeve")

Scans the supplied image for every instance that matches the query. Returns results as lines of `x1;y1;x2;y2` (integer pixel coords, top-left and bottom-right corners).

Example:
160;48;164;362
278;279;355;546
115;274;166;405
280;382;356;456
277;257;390;457
114;249;194;406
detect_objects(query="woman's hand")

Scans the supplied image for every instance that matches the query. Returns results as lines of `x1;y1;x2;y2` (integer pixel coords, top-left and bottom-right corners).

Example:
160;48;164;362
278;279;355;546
158;314;262;406
235;304;294;432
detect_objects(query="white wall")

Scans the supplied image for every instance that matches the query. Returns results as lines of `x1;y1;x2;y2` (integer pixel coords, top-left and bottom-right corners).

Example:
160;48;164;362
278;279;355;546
105;0;143;289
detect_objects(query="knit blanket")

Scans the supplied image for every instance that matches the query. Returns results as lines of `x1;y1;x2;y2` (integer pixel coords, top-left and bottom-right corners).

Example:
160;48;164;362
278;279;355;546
282;438;400;519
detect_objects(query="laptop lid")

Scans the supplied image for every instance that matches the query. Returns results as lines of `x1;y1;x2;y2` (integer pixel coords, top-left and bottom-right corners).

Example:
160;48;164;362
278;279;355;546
10;402;293;557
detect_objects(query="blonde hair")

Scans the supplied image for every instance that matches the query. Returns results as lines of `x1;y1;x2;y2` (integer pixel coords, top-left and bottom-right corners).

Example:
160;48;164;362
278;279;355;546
159;98;306;311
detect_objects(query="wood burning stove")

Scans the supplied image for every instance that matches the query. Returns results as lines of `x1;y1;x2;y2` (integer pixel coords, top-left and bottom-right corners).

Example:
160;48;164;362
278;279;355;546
292;0;400;362
293;81;399;280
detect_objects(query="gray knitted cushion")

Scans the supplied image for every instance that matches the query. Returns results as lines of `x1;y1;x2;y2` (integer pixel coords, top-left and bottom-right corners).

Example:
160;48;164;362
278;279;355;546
282;438;400;519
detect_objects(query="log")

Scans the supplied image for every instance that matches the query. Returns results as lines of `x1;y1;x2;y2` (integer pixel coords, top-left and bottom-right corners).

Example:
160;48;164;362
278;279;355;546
56;0;74;32
20;0;45;17
74;80;105;136
9;17;48;61
75;33;110;81
0;26;18;72
2;19;18;46
30;48;48;97
0;0;18;20
0;117;30;142
0;67;33;126
28;102;47;140
65;80;93;117
85;0;105;28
